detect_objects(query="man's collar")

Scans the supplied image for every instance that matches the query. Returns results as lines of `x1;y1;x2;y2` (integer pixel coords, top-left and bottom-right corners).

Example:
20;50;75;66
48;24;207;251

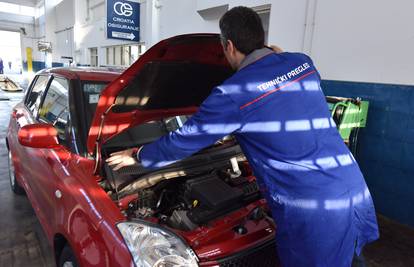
238;47;275;71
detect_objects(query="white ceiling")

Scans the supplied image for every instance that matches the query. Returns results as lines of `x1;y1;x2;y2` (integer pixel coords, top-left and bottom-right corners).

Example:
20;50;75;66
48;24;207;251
0;0;39;7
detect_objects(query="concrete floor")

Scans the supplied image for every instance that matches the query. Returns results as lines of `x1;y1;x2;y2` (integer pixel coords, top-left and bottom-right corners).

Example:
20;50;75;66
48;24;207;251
364;215;414;266
0;76;413;267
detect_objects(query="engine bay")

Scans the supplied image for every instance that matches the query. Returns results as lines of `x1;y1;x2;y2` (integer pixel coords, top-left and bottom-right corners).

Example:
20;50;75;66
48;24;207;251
126;170;261;231
102;150;261;231
99;116;267;232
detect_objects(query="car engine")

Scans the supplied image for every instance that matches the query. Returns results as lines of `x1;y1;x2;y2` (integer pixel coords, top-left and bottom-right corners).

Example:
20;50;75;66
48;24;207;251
100;117;262;231
125;170;260;231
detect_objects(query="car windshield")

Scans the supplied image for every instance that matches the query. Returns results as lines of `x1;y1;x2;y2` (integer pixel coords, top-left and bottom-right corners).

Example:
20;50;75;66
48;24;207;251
81;82;194;147
81;81;233;150
81;81;192;133
82;81;109;129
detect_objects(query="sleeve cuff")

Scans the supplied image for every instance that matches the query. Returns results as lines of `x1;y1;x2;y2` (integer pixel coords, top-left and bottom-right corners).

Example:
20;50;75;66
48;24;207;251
135;146;144;162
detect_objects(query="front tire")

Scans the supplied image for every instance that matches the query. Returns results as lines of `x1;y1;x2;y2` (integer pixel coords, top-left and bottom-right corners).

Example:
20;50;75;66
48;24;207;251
59;245;79;267
8;150;25;195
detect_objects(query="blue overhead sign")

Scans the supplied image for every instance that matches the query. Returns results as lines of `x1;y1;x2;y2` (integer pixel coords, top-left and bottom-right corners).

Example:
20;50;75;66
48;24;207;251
107;0;140;41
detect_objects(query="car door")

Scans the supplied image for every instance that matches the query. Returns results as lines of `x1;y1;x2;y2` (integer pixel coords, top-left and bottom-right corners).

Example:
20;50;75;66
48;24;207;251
20;76;72;237
10;75;50;198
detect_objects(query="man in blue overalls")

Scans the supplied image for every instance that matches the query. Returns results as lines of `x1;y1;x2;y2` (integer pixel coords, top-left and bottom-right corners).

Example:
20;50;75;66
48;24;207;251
108;6;379;267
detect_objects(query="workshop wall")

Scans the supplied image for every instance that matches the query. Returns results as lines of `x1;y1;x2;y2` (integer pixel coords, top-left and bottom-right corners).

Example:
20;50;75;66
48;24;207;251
310;0;414;86
156;0;308;52
53;0;74;65
311;0;414;227
321;81;414;227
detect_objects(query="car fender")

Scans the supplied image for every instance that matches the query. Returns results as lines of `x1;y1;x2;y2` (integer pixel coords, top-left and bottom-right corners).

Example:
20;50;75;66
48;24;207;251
60;208;111;267
53;165;133;267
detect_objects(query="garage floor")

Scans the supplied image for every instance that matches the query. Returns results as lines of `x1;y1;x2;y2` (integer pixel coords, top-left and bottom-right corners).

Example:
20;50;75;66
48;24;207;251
0;78;413;267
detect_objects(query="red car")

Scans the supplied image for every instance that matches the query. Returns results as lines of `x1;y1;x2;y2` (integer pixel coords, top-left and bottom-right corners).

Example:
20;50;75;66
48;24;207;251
7;34;278;267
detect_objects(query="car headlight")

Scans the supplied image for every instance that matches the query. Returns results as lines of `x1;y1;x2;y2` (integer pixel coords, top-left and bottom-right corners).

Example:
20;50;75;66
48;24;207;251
117;221;199;267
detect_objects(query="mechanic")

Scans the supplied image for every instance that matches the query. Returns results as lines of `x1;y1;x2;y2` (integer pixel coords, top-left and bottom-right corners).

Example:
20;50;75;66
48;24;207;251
0;57;3;74
107;6;379;267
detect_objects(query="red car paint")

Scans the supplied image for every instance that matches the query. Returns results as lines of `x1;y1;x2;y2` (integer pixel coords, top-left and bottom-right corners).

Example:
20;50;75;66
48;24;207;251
18;124;60;148
7;34;277;266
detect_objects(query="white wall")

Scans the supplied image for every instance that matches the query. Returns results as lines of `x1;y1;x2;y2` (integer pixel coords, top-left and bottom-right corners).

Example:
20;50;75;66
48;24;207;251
44;0;57;65
1;0;38;7
33;11;46;63
152;0;308;52
153;0;414;86
310;0;414;85
55;0;74;31
157;0;221;41
53;0;74;64
1;0;412;86
267;0;308;53
155;0;275;45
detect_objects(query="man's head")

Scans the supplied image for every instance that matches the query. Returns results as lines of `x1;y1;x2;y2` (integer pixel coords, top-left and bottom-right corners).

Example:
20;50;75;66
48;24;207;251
219;6;265;69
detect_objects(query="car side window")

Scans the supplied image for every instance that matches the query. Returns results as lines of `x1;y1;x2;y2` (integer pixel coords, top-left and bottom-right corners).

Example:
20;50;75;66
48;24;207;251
25;75;50;116
38;77;70;142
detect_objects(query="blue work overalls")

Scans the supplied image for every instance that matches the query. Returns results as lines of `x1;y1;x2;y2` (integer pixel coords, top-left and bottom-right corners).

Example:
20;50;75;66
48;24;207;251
140;48;379;267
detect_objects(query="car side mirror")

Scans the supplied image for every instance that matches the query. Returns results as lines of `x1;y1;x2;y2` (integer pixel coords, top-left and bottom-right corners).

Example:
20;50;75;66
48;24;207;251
18;123;60;149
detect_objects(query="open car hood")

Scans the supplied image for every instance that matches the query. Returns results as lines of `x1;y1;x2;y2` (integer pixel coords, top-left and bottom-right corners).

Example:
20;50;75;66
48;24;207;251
87;34;233;154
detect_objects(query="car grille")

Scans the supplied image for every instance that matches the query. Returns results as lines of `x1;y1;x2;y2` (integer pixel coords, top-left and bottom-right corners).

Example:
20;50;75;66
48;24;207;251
217;239;280;267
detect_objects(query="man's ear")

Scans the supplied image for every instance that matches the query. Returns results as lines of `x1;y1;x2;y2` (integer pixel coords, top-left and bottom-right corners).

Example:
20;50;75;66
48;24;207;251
226;40;235;55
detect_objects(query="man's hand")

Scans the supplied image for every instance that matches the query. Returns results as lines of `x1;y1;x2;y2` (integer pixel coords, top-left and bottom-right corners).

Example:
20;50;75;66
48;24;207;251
269;45;283;53
106;148;138;171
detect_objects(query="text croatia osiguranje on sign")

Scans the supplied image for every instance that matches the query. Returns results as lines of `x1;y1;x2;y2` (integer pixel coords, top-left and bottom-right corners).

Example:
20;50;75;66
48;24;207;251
107;0;140;41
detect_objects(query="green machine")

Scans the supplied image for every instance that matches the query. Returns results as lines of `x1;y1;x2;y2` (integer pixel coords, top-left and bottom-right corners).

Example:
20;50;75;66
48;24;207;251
326;96;369;154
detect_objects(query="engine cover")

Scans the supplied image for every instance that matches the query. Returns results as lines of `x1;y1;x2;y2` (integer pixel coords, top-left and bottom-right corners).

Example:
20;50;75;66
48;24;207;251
185;174;243;209
184;174;246;224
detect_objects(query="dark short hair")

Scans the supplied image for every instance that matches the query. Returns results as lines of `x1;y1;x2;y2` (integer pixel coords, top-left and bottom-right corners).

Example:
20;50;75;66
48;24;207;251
219;6;265;55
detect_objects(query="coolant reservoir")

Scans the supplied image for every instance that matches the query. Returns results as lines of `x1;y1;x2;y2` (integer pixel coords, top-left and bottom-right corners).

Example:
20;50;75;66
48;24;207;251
230;157;242;178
